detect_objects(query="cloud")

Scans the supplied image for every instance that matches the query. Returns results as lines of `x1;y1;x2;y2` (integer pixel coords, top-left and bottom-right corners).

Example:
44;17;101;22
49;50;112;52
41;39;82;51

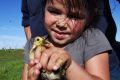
0;35;26;49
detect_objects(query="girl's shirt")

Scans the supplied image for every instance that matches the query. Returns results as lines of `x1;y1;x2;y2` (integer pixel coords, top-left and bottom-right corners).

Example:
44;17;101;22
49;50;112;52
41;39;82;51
64;28;112;66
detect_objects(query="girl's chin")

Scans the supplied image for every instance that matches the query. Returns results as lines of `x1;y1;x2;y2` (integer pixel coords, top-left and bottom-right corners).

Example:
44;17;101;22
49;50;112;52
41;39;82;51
51;35;67;45
52;39;67;47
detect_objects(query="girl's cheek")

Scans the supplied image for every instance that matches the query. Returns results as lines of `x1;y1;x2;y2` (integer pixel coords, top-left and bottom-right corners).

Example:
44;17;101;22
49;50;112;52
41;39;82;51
45;12;56;28
45;12;51;25
72;21;86;34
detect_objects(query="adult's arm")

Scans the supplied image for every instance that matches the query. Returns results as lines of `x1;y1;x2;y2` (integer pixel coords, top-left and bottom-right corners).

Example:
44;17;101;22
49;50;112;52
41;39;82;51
21;0;31;79
24;26;31;40
21;0;31;40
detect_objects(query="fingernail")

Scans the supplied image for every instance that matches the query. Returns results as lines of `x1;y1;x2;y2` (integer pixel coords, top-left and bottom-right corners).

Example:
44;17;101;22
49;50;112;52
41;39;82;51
35;69;40;75
36;63;41;68
30;60;34;65
53;66;59;70
34;59;39;63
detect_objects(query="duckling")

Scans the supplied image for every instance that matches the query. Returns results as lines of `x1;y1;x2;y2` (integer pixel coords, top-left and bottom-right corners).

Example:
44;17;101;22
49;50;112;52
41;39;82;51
29;36;65;80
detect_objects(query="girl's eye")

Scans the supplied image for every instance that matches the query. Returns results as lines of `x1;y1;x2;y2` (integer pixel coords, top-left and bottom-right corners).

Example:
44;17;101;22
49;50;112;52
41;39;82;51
68;15;80;20
47;7;61;15
68;14;86;20
49;10;60;15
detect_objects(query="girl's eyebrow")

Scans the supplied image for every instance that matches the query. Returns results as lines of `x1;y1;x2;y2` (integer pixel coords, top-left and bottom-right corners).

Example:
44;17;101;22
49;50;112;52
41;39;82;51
47;6;58;11
67;11;86;19
67;11;80;17
47;6;62;12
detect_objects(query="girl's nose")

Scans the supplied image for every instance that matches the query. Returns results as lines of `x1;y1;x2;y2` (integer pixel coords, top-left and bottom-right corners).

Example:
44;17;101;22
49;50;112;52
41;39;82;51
56;15;68;28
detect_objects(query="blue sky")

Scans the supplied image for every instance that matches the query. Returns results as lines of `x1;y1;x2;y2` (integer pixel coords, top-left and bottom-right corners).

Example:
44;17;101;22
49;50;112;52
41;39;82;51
0;0;120;49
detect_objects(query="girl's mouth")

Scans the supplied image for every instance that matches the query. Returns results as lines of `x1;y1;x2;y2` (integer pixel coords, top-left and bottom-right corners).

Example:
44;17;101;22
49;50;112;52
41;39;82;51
52;29;70;40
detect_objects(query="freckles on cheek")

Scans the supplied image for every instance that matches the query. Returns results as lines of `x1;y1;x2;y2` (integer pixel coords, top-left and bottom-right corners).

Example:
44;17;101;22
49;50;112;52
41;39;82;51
72;22;85;34
45;12;55;28
45;13;51;26
73;26;81;34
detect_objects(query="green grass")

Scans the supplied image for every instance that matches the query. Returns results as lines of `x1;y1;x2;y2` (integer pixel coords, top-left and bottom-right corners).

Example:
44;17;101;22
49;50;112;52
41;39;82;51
0;49;24;80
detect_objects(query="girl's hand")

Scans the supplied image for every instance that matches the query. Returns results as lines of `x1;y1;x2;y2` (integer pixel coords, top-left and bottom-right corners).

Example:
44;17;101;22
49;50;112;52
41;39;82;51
28;44;71;80
30;44;71;74
28;58;42;80
39;45;71;72
28;46;43;80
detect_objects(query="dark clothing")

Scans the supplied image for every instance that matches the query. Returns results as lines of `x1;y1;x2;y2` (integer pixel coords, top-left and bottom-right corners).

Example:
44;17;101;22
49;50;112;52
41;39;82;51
21;0;47;38
96;0;120;61
103;0;117;45
94;0;108;33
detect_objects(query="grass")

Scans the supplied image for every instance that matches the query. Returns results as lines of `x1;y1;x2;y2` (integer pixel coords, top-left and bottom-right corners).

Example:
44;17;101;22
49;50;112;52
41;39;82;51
0;49;24;80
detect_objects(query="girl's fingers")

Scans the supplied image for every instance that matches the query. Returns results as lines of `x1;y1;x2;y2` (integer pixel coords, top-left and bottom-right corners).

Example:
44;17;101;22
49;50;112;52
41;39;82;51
28;67;37;80
35;46;71;72
29;46;42;66
52;52;71;71
44;41;54;48
40;50;52;69
53;57;66;70
47;53;59;71
34;46;43;62
34;63;42;75
28;63;42;80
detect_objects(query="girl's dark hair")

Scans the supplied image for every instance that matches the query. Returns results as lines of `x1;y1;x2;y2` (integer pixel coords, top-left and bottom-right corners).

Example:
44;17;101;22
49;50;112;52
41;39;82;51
46;0;99;28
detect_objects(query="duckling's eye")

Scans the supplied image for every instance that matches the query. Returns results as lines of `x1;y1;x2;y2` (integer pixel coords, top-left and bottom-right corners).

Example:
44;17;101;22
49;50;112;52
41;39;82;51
37;38;39;41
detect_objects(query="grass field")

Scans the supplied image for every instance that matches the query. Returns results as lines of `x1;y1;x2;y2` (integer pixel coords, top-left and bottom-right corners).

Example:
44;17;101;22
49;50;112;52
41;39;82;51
0;49;24;80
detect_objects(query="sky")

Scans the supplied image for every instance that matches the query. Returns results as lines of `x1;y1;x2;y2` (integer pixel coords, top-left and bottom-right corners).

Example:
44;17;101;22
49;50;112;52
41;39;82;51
0;0;120;49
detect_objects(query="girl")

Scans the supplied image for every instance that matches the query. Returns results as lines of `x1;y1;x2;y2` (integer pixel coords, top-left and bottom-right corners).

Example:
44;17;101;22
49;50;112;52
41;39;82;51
24;0;112;80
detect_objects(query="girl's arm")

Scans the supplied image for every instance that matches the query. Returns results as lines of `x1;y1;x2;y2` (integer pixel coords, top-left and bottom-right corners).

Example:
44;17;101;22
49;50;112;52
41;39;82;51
22;64;28;80
66;52;109;80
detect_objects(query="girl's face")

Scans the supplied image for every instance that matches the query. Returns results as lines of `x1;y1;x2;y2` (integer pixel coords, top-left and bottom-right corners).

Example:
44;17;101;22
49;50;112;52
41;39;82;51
44;0;87;46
